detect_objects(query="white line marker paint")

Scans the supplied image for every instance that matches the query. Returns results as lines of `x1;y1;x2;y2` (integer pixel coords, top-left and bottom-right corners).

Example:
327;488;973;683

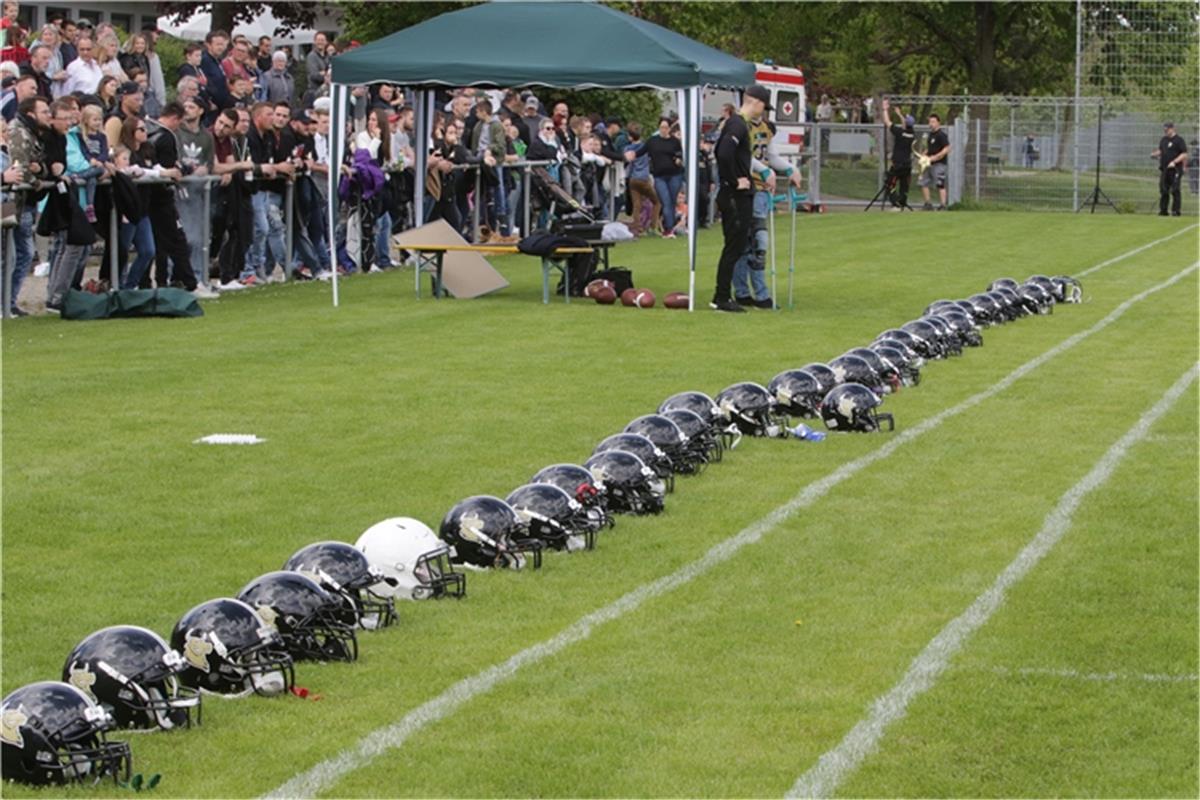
264;262;1199;800
1077;223;1198;277
787;361;1199;800
988;666;1199;684
194;433;267;445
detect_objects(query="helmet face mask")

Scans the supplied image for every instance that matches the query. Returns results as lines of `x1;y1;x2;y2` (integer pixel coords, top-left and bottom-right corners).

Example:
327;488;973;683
63;625;202;732
714;382;787;438
238;572;359;663
820;383;895;433
583;451;665;515
594;433;675;492
507;483;600;552
531;464;615;526
284;541;398;630
356;517;466;600
170;598;295;698
626;414;702;475
440;496;544;570
662;408;722;466
1;681;132;787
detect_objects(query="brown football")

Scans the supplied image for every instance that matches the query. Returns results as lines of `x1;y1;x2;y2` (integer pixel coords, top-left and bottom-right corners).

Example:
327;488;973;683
633;289;656;308
592;286;617;304
664;292;690;309
620;288;638;306
585;278;615;298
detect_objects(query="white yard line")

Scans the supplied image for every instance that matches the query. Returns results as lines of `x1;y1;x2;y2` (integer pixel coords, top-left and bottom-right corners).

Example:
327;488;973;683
264;261;1199;800
786;361;1199;800
1076;223;1198;277
988;666;1199;684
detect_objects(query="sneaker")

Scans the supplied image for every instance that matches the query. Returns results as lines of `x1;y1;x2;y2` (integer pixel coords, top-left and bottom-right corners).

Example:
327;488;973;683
922;202;934;211
239;275;260;287
192;284;219;299
218;280;248;291
314;270;333;282
368;265;383;274
662;231;677;239
754;297;776;310
33;261;50;278
735;295;755;307
85;204;97;223
710;298;747;313
44;302;62;314
292;266;314;281
10;307;28;317
935;205;946;211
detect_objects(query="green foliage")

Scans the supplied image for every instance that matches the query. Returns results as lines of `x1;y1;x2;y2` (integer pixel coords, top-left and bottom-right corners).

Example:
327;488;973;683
339;2;476;43
550;88;665;131
155;34;188;101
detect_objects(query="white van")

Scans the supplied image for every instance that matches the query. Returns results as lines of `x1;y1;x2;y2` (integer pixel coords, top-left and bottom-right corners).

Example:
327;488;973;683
698;62;808;156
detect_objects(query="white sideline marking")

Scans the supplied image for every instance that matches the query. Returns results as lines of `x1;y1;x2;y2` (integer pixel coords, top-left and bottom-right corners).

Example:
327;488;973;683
786;362;1199;800
989;666;1199;684
1077;223;1198;277
264;262;1199;800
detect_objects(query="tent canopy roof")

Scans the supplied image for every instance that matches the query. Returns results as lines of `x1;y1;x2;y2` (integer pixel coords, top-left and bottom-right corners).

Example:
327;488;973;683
331;1;755;90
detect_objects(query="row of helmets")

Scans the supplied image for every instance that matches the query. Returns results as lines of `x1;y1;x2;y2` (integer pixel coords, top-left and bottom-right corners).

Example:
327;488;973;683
0;273;1081;788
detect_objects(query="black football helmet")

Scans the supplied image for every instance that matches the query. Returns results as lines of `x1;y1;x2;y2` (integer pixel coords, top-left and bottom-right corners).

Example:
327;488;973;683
923;298;960;317
283;541;398;631
440;495;544;569
966;293;1003;326
844;348;902;393
935;308;983;347
594;432;675;491
715;382;785;437
901;319;945;358
1026;274;1058;295
1019;281;1055;314
820;383;894;433
62;625;201;732
661;408;722;467
871;343;921;387
829;354;885;395
237;572;358;663
1;681;132;786
169;598;294;697
988;277;1020;292
507;483;600;551
920;315;964;356
768;369;824;418
1052;275;1082;303
531;463;614;525
800;363;839;399
658;391;728;434
583;450;665;515
627;414;701;475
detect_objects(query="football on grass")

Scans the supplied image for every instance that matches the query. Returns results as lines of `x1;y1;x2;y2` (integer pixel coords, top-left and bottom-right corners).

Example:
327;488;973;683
620;288;638;306
633;289;656;308
585;279;615;298
592;285;617;304
664;292;689;309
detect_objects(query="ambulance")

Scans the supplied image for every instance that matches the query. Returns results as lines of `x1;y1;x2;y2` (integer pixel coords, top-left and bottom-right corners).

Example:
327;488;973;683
700;61;808;156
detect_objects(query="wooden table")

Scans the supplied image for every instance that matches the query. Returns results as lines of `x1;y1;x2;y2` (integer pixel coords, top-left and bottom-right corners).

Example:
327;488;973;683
403;244;597;303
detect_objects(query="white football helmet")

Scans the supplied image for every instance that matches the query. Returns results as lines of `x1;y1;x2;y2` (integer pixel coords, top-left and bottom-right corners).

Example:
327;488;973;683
354;518;466;600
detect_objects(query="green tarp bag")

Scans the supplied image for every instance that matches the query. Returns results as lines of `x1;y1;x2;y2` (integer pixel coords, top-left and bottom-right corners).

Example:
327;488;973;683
62;288;204;320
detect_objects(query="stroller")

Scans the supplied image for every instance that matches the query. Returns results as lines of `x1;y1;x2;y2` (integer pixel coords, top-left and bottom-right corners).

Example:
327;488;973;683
530;166;596;231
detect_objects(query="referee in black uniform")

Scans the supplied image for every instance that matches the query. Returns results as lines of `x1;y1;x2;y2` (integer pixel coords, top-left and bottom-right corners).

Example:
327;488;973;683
1152;121;1188;217
712;85;771;313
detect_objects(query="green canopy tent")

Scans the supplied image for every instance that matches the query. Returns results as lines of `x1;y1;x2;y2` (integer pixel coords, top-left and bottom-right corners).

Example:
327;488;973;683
326;1;756;309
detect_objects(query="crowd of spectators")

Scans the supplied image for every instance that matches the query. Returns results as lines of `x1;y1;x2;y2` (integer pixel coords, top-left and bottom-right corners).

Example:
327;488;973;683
0;1;714;316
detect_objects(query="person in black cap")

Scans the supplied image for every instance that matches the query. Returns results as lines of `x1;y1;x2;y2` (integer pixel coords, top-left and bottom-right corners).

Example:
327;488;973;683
880;98;915;210
1151;121;1187;216
710;85;772;312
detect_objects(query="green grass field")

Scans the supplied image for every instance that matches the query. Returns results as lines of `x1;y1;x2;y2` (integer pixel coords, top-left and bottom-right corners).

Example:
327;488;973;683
2;212;1197;798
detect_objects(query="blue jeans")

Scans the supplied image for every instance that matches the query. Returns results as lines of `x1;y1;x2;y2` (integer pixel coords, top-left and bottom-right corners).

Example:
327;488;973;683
374;210;392;268
732;190;771;301
506;178;522;236
119;217;157;290
248;191;286;279
11;206;35;311
301;182;331;271
654;173;684;232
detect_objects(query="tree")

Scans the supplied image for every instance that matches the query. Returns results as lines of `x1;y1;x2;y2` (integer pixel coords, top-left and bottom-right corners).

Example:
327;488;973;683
156;2;331;37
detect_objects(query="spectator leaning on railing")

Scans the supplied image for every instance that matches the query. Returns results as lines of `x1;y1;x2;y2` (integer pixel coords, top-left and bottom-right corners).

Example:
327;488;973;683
7;95;49;316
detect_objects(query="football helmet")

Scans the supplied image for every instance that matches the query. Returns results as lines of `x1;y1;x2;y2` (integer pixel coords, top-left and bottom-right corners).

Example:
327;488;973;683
531;463;614;523
626;414;700;474
768;369;825;418
871;343;921;387
900;319;945;358
873;335;923;367
355;517;466;600
844;348;901;392
989;288;1023;322
800;363;839;399
658;391;728;434
237;572;358;663
283;541;398;630
169;598;294;697
1020;281;1055;314
714;382;785;437
507;483;600;551
594;432;675;491
967;294;1003;326
919;315;963;356
935;308;983;347
1026;274;1058;296
988;277;1020;292
820;383;894;433
828;354;885;394
661;408;723;466
1052;275;1082;303
1;681;131;786
923;298;959;317
583;450;665;515
62;625;201;732
440;495;544;569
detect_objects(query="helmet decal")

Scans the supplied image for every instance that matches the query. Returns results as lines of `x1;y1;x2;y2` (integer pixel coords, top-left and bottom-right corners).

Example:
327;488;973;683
836;393;858;419
67;665;98;702
1;706;28;747
254;604;280;629
183;634;214;673
458;511;486;544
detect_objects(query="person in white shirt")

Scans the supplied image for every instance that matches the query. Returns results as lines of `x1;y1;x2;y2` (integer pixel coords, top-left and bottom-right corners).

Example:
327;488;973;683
62;37;102;96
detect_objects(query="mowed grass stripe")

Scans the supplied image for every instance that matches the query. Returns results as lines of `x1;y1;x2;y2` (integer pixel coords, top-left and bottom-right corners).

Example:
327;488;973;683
839;381;1199;798
788;363;1198;799
323;262;1197;798
1076;222;1198;277
264;262;1198;799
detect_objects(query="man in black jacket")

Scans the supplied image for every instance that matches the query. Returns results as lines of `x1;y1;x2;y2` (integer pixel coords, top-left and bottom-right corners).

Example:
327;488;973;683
1152;121;1188;217
146;102;214;295
712;85;770;313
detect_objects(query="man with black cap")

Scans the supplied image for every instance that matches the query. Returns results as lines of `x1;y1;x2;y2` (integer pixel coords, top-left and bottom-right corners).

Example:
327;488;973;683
1151;121;1187;217
880;97;915;210
103;81;143;150
711;84;771;313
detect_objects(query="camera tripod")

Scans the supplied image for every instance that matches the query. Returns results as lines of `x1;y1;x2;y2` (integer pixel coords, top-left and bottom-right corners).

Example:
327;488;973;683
866;168;914;211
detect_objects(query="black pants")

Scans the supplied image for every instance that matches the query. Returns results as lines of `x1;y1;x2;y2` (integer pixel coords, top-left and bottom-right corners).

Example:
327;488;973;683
887;163;911;207
148;194;196;290
715;186;753;303
1160;167;1182;215
215;183;253;284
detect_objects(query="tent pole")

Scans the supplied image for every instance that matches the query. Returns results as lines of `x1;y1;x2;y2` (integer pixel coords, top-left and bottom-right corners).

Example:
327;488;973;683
413;89;432;297
686;86;699;312
329;82;347;307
